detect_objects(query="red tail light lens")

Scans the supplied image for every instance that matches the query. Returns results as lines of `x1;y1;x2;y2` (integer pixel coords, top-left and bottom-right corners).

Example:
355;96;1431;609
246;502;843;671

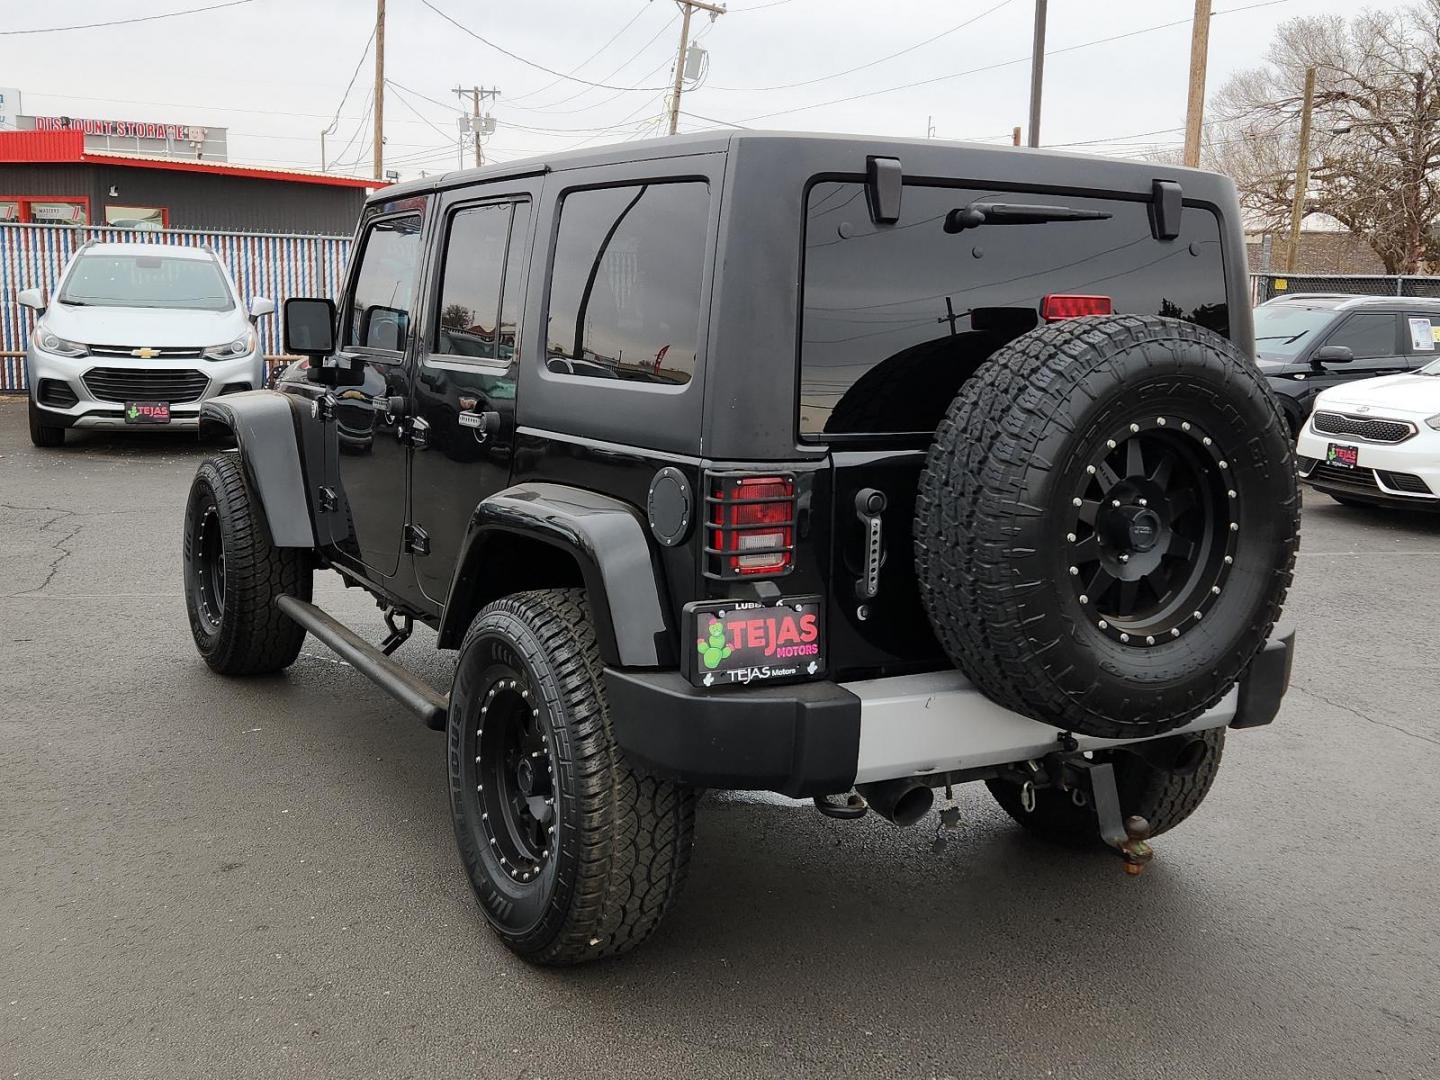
706;475;795;578
1041;294;1113;321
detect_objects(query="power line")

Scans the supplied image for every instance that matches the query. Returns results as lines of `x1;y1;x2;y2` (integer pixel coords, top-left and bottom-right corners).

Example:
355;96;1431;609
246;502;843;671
386;81;459;143
707;0;1019;92
416;0;673;92
502;14;681;113
325;25;377;136
723;0;1292;126
504;0;655;105
0;0;255;35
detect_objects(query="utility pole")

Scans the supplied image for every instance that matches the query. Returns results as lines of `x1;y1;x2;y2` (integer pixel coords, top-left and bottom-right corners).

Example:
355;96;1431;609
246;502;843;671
667;0;726;136
1183;0;1212;167
373;0;385;180
1285;66;1317;273
1027;0;1047;147
320;129;326;172
454;85;500;168
1012;126;1022;147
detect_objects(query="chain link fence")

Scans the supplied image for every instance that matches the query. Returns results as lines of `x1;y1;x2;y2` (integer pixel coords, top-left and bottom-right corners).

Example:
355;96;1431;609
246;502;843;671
1251;273;1440;305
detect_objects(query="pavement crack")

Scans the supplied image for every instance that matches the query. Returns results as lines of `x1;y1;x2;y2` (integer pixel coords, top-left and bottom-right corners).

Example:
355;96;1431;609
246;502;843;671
1290;682;1440;749
4;504;85;597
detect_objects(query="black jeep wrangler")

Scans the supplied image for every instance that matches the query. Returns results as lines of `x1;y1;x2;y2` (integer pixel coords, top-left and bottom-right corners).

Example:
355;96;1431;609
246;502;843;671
181;133;1299;965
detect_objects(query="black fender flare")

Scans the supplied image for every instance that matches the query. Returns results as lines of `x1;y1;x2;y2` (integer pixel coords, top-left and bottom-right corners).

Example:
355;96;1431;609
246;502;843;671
198;392;316;549
438;483;670;667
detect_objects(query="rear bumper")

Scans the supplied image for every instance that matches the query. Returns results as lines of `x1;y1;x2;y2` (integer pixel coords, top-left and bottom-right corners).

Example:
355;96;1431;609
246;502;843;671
606;627;1295;796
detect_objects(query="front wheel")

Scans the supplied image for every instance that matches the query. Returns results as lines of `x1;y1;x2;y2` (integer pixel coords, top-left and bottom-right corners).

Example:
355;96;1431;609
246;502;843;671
28;397;64;447
448;589;696;965
183;454;311;674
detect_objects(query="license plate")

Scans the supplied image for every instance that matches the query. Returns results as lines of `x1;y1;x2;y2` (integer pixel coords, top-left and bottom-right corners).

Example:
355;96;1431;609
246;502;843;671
1326;442;1359;469
684;595;825;688
125;401;170;425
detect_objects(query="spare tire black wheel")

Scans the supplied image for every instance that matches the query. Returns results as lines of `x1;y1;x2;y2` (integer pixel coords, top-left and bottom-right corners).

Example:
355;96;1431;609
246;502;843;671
915;315;1299;740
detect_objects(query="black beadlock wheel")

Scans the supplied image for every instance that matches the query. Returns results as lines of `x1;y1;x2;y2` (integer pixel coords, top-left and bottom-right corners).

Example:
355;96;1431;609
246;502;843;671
448;589;696;966
183;454;311;675
915;315;1300;740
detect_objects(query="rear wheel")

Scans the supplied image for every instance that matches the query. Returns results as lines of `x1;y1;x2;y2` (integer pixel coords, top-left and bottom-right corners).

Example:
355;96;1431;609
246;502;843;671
987;729;1225;844
183;454;311;674
28;397;64;448
915;316;1299;739
448;589;696;965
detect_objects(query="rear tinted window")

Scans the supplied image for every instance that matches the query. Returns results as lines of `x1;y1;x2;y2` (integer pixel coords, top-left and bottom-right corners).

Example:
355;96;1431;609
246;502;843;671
545;182;708;387
800;182;1229;437
1325;313;1397;358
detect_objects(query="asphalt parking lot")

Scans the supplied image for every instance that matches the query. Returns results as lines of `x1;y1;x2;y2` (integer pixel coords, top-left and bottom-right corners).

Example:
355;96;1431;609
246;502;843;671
2;394;1439;1080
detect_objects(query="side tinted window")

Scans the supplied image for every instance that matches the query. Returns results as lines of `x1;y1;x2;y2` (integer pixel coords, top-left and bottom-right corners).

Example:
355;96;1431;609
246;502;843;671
1325;313;1397;359
545;182;708;386
435;202;520;361
799;182;1230;437
347;215;423;353
1403;313;1440;355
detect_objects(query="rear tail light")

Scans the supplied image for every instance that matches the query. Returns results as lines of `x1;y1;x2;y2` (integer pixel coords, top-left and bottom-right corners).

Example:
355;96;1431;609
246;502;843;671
705;474;796;579
1041;294;1113;321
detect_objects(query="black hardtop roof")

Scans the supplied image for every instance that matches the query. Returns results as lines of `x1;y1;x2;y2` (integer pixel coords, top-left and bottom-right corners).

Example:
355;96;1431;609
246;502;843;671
369;129;1232;205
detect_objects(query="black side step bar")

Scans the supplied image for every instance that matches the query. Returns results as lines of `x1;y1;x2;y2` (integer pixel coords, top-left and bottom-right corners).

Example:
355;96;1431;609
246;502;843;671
276;595;448;731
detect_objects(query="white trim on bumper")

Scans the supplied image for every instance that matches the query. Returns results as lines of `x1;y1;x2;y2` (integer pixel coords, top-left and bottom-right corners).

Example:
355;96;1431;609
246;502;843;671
847;670;1235;784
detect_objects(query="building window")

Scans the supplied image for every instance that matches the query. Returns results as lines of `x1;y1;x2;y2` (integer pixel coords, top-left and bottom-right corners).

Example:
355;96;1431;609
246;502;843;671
105;205;168;230
28;200;88;225
0;197;90;224
545;181;708;386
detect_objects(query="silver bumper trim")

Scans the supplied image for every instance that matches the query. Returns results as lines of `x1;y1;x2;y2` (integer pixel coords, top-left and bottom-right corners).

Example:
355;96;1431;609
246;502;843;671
847;670;1235;784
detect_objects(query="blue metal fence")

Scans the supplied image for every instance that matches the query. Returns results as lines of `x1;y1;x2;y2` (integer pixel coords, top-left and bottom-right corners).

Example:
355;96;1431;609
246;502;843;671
0;223;353;391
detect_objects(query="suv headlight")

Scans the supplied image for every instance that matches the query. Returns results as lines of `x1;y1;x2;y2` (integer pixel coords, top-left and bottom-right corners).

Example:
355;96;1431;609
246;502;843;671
37;329;88;358
203;329;257;361
1427;414;1440;431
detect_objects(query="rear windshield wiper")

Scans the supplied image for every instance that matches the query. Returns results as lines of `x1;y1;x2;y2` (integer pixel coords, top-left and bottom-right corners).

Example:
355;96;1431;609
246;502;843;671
944;202;1113;234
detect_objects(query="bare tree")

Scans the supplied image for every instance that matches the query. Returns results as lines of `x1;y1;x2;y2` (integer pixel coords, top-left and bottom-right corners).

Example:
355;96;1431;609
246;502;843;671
1209;2;1440;273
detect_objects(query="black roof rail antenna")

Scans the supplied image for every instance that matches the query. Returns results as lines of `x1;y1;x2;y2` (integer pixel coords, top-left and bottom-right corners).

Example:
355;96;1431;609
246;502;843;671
866;156;902;225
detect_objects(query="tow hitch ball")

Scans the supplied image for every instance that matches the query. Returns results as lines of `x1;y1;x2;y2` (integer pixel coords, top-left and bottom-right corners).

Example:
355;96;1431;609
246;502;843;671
1068;757;1153;875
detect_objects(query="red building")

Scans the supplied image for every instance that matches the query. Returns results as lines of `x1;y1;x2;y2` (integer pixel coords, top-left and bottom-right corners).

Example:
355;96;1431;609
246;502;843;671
0;130;380;235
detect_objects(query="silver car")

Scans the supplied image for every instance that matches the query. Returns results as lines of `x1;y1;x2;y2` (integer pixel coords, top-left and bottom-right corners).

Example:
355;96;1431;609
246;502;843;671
20;241;274;446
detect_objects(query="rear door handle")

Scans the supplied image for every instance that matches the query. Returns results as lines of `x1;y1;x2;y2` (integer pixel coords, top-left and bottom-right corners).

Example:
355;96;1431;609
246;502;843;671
459;409;501;444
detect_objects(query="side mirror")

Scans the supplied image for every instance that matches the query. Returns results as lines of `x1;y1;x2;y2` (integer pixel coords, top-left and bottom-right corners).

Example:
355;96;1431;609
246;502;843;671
1312;345;1355;366
17;287;44;311
248;296;276;320
283;297;336;356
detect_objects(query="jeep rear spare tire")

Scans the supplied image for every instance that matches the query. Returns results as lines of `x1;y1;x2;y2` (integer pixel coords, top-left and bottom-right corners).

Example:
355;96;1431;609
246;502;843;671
915;315;1299;739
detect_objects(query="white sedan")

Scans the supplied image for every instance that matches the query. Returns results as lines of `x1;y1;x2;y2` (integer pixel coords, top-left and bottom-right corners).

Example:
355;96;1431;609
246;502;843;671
1296;359;1440;509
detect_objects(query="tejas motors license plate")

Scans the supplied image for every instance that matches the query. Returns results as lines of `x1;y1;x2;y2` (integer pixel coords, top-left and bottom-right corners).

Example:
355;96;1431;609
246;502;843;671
684;596;825;688
1327;442;1359;469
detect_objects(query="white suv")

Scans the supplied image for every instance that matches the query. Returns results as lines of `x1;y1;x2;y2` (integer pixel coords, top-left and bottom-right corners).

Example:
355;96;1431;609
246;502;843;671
19;242;273;447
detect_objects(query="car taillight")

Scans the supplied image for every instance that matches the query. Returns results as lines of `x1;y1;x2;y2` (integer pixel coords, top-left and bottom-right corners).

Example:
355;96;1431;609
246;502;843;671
1041;294;1113;321
705;474;795;579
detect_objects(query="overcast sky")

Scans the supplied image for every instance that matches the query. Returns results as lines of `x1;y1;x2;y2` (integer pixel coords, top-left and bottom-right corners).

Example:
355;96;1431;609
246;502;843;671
3;0;1374;180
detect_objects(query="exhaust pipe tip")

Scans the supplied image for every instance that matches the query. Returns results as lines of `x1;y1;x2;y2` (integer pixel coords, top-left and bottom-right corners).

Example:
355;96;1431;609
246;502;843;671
855;779;935;827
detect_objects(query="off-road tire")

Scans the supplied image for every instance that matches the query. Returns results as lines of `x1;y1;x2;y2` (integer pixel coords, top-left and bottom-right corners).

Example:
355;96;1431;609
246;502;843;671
28;397;64;447
448;589;696;965
915;315;1299;739
183;454;311;675
987;729;1225;844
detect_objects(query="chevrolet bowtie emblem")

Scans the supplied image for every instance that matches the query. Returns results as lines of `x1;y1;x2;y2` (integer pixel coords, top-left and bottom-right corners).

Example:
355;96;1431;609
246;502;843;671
131;347;161;359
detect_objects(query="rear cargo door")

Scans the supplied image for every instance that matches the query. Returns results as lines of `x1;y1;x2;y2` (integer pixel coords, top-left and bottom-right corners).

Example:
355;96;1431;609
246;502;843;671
799;179;1232;680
